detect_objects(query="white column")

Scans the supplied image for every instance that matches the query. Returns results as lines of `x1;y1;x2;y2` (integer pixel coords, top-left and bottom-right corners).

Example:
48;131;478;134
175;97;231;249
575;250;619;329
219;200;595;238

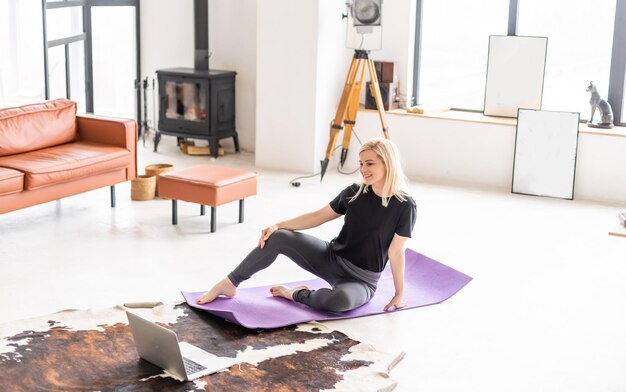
255;0;350;173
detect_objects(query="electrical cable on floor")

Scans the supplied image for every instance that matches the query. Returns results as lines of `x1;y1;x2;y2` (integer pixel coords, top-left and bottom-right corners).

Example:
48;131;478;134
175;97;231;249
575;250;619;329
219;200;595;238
288;171;322;187
288;129;363;187
288;145;341;187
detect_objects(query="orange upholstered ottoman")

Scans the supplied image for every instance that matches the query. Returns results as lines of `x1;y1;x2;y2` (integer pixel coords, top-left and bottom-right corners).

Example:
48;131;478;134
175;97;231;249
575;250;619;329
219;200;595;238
158;165;257;232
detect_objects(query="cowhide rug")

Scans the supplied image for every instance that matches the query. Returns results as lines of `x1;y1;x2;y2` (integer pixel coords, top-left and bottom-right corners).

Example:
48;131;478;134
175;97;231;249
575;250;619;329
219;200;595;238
0;303;403;391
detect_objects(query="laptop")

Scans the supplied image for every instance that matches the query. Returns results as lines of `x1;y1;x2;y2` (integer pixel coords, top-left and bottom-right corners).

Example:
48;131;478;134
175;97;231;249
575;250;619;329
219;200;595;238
126;311;232;381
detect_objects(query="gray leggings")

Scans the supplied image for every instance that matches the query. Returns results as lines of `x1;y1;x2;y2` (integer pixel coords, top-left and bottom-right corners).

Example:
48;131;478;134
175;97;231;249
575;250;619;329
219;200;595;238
227;229;380;313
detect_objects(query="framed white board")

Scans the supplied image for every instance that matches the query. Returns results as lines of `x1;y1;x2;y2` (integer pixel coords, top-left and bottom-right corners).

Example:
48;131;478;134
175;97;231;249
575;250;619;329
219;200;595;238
512;109;580;200
484;35;547;117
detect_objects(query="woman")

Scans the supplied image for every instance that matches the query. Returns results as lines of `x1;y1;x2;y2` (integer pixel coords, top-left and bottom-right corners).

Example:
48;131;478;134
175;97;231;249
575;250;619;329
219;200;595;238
198;137;416;313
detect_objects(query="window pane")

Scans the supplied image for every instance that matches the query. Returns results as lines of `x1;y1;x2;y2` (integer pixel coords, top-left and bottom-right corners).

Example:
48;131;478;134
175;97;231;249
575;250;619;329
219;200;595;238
419;0;508;110
518;0;615;119
92;6;137;119
48;45;67;99
46;7;83;42
0;0;45;106
69;41;86;112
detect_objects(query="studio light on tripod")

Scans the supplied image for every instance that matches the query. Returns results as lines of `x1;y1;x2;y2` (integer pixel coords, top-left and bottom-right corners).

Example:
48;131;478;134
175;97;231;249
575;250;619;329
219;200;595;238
352;0;381;32
319;0;388;181
345;0;383;51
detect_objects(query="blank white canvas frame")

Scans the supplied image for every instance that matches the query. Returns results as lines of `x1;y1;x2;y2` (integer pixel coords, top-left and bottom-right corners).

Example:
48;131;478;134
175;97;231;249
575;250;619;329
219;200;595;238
484;35;548;118
512;109;580;200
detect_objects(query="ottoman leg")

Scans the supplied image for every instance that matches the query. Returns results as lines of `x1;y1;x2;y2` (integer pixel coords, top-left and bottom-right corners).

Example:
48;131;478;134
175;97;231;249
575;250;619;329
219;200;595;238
239;199;244;223
172;200;178;225
200;205;206;216
210;207;216;232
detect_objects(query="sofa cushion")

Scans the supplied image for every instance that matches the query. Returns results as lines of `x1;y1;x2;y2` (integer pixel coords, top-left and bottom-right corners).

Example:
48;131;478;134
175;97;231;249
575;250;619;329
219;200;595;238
0;99;77;157
0;141;130;190
0;167;23;196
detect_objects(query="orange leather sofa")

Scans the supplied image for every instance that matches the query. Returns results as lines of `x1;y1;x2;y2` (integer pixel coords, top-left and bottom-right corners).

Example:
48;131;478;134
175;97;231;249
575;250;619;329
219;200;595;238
0;99;137;214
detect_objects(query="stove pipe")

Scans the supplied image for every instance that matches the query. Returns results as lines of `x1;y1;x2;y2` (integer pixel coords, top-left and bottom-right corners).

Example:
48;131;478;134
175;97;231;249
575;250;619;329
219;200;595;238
194;0;209;70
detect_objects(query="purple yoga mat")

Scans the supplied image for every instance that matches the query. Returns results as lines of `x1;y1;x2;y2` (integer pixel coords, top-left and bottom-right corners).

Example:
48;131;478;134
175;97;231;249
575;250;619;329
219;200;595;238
182;249;471;329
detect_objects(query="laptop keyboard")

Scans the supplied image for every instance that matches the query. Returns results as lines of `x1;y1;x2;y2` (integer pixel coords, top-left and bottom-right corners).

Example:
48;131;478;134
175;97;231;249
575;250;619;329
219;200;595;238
183;357;207;374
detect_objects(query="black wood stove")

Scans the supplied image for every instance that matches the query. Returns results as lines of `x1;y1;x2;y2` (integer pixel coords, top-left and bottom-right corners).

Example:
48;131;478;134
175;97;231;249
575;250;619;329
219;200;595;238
154;0;238;158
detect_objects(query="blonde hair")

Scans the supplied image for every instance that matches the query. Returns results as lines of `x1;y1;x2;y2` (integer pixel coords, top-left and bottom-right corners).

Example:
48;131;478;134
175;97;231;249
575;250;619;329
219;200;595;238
349;137;409;207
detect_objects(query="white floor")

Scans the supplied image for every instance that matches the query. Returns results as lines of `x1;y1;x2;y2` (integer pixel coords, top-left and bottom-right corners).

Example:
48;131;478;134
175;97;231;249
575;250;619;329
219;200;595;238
1;136;625;392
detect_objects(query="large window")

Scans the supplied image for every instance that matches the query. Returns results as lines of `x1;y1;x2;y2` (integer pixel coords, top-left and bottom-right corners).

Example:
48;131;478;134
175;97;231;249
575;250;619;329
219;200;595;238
91;6;138;118
518;0;615;118
413;0;626;124
418;0;508;110
0;0;46;107
0;0;140;121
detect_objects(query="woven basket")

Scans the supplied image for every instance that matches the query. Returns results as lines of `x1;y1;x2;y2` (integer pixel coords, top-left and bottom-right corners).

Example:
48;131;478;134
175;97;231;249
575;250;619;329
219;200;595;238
145;163;174;196
131;175;156;201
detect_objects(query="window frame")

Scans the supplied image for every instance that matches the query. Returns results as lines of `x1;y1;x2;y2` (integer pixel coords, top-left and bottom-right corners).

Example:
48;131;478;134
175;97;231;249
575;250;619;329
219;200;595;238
41;0;140;121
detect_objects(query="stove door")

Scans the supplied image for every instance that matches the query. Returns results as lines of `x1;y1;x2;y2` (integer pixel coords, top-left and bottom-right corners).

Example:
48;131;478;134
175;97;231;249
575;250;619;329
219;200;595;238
158;75;210;137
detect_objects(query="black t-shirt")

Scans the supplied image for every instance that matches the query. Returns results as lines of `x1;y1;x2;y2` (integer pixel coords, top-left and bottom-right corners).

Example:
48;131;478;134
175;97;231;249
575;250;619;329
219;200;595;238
329;184;417;272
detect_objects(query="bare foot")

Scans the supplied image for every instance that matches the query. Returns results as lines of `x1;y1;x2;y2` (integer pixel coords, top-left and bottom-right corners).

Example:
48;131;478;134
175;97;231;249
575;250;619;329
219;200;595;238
270;285;308;301
197;277;237;304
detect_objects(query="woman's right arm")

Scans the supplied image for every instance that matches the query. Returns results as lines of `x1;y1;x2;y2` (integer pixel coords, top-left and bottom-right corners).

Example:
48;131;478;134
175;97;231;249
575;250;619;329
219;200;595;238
259;205;340;248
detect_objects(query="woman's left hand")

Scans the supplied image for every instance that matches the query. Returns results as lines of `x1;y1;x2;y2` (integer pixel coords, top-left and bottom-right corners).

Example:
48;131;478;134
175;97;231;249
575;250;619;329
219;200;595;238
384;294;407;311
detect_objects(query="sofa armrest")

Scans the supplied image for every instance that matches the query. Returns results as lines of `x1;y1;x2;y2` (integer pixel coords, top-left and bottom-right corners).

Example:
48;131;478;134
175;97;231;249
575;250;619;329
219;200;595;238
76;114;137;148
76;114;138;180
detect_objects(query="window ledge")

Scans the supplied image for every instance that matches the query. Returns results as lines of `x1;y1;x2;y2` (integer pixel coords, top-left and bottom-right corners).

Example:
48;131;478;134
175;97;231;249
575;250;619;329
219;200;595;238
369;107;626;138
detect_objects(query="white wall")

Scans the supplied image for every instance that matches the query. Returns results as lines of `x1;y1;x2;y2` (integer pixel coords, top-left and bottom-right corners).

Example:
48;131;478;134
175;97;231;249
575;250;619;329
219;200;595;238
140;0;194;80
575;133;626;203
209;0;256;152
340;112;515;188
255;0;350;172
313;0;353;169
353;110;626;204
255;0;320;172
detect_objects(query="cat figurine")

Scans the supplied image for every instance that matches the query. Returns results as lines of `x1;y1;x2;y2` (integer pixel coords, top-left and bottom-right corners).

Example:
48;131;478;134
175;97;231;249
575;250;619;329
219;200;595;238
586;81;614;129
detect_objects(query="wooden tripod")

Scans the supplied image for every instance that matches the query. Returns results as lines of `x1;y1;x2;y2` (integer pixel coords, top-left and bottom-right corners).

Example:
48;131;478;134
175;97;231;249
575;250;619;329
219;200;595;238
320;49;390;180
